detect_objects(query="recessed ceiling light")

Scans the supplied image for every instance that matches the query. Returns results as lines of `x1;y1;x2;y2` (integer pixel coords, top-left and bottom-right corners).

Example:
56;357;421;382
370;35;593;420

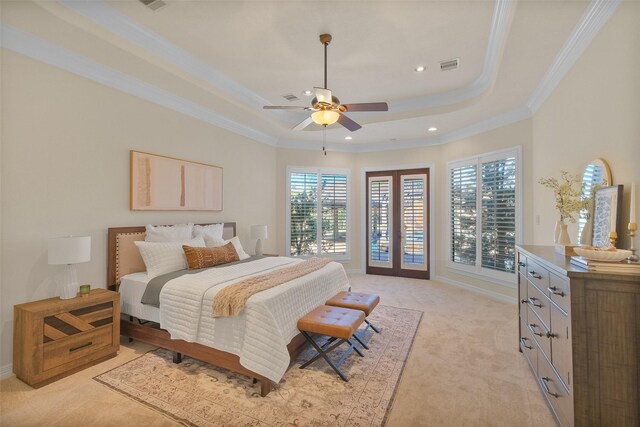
345;136;352;140
414;66;426;72
428;127;438;132
302;90;313;96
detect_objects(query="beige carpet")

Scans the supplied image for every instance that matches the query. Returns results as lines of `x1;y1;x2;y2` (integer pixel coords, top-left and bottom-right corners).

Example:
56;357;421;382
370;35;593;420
94;305;422;427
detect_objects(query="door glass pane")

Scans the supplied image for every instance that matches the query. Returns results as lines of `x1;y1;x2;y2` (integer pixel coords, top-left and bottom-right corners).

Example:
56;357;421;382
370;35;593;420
369;177;392;266
401;175;426;269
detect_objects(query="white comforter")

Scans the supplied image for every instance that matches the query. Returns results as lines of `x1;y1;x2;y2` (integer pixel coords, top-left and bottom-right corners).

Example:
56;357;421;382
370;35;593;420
159;257;350;382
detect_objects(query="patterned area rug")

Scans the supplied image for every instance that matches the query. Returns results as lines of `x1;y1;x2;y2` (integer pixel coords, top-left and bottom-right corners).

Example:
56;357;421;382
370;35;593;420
95;305;422;426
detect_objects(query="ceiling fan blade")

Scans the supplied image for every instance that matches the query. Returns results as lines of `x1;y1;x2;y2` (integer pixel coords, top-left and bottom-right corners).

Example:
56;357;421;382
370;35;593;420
292;116;315;131
341;102;388;112
263;106;310;110
337;113;362;132
314;87;332;105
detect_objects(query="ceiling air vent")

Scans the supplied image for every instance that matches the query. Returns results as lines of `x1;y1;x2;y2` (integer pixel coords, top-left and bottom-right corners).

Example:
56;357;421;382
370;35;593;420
440;58;460;72
282;94;300;102
139;0;166;11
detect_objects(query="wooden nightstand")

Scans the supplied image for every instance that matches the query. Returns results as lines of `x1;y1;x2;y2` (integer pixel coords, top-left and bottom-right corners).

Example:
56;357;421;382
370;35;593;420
13;289;120;387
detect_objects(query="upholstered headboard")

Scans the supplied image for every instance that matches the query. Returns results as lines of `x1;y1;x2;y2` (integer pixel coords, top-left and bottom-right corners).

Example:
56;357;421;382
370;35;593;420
107;223;236;290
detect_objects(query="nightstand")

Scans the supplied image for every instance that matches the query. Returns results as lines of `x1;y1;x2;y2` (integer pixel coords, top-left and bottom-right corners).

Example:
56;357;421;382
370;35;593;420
13;289;120;387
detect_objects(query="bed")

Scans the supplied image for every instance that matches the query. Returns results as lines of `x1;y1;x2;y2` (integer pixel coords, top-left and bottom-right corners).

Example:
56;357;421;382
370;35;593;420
107;223;350;396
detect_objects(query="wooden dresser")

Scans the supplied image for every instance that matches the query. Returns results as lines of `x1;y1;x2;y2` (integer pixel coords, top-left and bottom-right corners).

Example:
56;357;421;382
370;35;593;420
13;289;120;387
517;245;640;426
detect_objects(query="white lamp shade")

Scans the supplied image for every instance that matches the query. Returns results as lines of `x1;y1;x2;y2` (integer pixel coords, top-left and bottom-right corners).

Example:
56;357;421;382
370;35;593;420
48;236;91;265
311;110;340;126
250;225;268;240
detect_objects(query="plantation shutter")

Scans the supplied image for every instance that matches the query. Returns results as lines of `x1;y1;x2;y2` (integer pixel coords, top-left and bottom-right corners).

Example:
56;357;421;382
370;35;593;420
321;174;347;255
481;157;516;273
289;172;318;256
450;164;477;266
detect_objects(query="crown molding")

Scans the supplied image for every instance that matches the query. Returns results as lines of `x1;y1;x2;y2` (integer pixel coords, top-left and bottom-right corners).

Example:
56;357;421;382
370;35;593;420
57;0;271;111
390;0;514;113
277;106;532;153
527;0;621;113
0;24;278;146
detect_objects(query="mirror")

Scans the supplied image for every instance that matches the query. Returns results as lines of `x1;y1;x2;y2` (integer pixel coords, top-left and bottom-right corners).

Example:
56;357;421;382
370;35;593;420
578;158;612;245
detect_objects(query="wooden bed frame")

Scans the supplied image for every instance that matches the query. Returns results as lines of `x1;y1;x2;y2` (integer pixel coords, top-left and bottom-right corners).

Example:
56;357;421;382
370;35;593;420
106;223;307;396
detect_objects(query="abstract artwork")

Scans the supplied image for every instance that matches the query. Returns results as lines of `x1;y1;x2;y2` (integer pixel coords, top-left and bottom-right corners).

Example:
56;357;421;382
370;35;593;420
591;185;623;248
130;150;222;211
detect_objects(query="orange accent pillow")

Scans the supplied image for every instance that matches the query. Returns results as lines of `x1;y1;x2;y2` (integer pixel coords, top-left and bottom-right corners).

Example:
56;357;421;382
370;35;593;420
182;242;239;269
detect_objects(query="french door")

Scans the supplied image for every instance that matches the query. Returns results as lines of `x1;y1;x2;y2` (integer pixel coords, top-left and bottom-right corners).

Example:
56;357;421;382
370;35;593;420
366;168;430;279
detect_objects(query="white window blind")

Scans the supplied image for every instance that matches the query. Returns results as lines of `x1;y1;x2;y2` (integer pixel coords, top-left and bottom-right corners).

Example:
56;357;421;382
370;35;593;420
448;148;520;280
450;165;477;266
481;157;516;273
287;168;349;258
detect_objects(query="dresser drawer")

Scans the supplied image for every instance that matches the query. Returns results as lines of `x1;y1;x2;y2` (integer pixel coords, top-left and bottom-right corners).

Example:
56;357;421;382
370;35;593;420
550;304;572;389
520;318;537;373
527;279;551;330
548;273;570;314
527;305;551;361
43;325;113;371
526;258;550;292
538;356;574;427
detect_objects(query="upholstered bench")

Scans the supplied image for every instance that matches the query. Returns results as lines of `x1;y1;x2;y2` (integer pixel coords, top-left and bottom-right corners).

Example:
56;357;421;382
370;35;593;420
325;291;381;349
297;305;365;381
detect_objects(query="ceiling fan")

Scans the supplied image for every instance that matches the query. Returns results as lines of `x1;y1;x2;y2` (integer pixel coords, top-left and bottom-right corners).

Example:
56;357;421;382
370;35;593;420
263;34;389;132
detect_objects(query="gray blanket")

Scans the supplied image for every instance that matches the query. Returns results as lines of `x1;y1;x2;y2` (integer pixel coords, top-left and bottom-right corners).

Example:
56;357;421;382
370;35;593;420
140;255;266;307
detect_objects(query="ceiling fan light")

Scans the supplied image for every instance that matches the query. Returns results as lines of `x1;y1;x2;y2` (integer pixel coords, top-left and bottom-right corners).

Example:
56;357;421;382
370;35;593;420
311;110;340;126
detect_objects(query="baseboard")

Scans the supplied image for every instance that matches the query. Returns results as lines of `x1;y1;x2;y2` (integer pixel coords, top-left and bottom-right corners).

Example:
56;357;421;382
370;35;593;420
434;275;517;304
0;363;14;381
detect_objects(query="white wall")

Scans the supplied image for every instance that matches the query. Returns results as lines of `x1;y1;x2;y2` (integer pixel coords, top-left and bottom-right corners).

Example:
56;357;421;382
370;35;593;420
0;51;278;370
531;0;640;246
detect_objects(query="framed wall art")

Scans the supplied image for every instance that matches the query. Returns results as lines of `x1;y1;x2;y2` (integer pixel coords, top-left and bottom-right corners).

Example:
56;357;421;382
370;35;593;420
591;184;623;248
130;150;223;211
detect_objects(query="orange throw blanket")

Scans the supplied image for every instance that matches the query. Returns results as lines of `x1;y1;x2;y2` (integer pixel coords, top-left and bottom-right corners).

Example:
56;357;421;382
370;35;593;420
213;257;333;317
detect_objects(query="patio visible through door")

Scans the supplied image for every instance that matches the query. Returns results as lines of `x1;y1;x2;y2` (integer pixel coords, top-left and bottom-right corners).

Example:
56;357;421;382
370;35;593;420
366;168;429;279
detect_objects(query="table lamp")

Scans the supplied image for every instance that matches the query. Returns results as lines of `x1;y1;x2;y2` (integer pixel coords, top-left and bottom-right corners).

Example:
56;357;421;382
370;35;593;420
48;236;91;299
250;225;268;256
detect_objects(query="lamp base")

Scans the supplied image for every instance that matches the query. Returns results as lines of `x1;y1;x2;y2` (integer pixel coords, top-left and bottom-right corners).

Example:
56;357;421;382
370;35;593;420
59;264;79;299
255;239;263;256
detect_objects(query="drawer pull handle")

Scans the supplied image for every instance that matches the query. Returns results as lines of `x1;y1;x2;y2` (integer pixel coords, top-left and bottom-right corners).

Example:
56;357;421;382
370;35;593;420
541;377;560;398
518;262;526;267
528;271;542;280
547;286;565;297
528;297;543;308
546;331;557;339
520;337;533;350
69;341;93;352
529;323;545;337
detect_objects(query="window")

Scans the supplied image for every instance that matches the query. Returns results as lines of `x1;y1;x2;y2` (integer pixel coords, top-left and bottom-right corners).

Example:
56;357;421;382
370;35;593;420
287;167;349;259
448;148;520;283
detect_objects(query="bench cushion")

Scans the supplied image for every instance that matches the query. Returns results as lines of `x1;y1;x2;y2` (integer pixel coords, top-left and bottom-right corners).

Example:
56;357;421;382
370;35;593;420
297;305;365;340
326;291;380;316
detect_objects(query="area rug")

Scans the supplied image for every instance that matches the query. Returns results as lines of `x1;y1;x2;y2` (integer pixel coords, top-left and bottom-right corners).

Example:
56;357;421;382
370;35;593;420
95;305;422;426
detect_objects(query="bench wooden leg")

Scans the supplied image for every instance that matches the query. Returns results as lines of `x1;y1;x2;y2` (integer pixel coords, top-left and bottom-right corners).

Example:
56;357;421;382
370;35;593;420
172;352;182;364
260;379;271;397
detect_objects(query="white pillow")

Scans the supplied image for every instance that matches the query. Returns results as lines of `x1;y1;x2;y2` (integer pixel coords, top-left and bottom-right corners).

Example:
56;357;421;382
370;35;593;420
192;223;224;240
135;236;205;279
204;235;250;260
145;223;194;242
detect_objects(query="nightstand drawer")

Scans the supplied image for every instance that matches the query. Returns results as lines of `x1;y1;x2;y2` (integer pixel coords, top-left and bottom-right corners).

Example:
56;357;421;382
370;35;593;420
43;325;113;371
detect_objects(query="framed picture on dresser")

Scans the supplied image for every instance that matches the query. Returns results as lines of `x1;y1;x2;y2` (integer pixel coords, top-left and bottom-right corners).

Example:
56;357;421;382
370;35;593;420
591;185;623;248
130;150;223;211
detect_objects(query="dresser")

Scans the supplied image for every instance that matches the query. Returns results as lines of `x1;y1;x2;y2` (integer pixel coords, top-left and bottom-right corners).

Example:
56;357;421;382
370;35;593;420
13;289;120;387
517;245;640;426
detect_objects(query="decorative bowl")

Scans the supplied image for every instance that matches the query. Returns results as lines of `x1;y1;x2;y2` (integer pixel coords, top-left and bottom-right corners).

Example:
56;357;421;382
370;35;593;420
574;247;632;262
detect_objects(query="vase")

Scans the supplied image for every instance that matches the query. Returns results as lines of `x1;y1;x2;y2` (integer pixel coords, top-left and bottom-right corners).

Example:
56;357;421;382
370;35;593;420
554;220;563;243
579;217;593;246
558;222;572;245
